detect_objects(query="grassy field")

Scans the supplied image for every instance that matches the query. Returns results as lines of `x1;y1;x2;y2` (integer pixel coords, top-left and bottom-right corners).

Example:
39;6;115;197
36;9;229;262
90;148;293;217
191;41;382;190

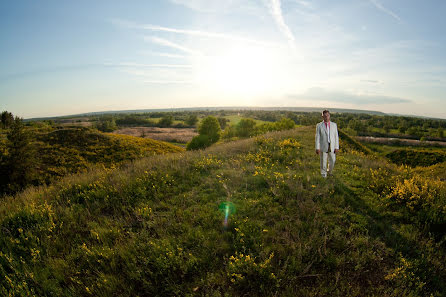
1;126;445;296
112;127;197;144
223;115;270;126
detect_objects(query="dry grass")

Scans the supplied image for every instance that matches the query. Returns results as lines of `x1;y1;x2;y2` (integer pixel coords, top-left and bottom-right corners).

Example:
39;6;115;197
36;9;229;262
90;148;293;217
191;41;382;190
113;127;197;143
356;136;446;147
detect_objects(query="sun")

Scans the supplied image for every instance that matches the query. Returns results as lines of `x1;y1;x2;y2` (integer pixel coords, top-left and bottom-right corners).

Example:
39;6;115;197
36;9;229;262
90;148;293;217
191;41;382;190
195;45;275;96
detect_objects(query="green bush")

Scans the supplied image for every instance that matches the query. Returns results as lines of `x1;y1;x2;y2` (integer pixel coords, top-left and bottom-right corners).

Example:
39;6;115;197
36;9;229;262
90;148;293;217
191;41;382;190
198;116;221;143
236;118;257;137
386;149;446;167
187;135;211;150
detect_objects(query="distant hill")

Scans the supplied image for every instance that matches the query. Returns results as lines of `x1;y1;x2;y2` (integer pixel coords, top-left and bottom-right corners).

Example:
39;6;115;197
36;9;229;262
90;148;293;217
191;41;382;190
26;106;387;121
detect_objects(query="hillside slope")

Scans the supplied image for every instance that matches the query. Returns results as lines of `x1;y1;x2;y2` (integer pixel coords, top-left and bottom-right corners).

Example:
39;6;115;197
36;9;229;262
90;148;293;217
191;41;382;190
1;127;445;296
33;128;184;181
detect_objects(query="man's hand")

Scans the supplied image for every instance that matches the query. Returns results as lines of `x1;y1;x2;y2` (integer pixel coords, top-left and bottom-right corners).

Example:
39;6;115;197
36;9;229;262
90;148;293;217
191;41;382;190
334;149;339;154
316;149;320;155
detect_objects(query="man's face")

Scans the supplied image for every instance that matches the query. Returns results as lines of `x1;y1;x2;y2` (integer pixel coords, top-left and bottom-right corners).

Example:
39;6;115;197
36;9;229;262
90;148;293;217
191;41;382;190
322;112;330;122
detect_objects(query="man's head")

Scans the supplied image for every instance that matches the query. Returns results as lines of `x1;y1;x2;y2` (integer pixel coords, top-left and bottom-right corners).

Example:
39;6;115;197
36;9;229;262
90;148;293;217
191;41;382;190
322;110;330;122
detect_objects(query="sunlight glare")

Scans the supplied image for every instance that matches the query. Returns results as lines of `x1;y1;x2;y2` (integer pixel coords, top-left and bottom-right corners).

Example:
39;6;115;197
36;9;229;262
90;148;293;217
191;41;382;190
195;45;275;96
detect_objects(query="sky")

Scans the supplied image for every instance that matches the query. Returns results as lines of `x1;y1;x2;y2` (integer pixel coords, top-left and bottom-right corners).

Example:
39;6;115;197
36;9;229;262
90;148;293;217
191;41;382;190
1;0;446;119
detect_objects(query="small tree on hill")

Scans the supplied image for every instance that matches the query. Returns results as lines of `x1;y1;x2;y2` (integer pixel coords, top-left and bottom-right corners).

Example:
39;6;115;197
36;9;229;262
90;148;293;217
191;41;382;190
236;118;257;137
4;117;38;193
187;116;221;150
198;116;221;143
1;111;14;129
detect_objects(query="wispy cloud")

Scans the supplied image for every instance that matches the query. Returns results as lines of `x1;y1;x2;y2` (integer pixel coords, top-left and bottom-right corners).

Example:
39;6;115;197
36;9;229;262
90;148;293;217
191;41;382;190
269;0;296;48
145;36;202;55
168;0;263;15
288;87;411;105
116;62;192;68
370;0;402;23
113;20;280;48
293;0;312;9
139;51;187;59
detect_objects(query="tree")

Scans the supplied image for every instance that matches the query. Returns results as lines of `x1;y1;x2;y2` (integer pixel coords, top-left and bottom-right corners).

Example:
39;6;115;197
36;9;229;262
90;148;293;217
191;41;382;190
217;117;229;130
3;117;37;193
236;118;257;137
1;111;14;129
185;114;199;127
96;117;117;132
158;115;173;127
187;116;221;150
274;118;295;130
198;116;221;143
437;127;444;138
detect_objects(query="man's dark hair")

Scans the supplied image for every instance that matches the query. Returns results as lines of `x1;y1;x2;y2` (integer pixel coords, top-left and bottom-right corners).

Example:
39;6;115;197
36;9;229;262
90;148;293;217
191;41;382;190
322;110;330;115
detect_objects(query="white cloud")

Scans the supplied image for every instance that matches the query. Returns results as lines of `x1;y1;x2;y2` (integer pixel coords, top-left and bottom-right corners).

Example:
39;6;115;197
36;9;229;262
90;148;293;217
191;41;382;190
141;24;280;47
139;51;187;59
117;62;192;68
168;0;262;15
370;0;402;23
268;0;296;48
145;36;202;55
293;0;312;9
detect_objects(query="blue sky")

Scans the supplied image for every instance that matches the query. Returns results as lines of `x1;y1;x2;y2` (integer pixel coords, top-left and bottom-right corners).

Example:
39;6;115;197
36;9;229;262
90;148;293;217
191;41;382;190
1;0;445;118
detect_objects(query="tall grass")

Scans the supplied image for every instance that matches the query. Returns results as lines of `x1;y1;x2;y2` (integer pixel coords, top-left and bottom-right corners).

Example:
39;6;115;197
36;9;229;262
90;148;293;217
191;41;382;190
1;126;445;296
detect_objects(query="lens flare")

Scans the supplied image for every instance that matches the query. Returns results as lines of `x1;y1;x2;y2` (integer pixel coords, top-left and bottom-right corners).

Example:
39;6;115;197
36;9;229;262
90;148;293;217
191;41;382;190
219;201;235;228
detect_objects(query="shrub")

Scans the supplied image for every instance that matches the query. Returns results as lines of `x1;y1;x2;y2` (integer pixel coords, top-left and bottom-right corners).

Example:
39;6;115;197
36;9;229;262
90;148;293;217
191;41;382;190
198;116;221;143
158;115;174;127
186;135;211;150
386;149;446;167
236;118;257;137
385;175;446;228
185;114;198;127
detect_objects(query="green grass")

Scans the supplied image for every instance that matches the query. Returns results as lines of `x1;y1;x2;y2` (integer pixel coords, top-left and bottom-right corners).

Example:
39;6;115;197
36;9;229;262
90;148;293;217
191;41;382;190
222;115;269;126
1;126;445;296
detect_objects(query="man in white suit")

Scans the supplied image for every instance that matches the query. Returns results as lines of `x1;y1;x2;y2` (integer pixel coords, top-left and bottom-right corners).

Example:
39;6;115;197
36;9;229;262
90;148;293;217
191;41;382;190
315;110;339;178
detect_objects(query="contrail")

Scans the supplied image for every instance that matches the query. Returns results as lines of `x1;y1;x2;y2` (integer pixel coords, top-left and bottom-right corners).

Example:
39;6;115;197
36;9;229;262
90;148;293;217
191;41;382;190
269;0;296;49
370;0;402;23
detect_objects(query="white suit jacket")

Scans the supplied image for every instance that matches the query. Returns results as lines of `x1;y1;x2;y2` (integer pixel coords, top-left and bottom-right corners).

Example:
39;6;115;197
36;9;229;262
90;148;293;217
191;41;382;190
315;121;339;153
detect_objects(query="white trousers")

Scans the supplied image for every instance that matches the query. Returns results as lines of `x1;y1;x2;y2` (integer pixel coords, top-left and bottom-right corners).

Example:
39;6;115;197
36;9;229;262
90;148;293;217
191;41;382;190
320;151;336;177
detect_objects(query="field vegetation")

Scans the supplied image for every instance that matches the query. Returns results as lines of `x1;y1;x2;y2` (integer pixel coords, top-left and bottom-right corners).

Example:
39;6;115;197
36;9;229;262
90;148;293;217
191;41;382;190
1;116;445;296
0;116;183;196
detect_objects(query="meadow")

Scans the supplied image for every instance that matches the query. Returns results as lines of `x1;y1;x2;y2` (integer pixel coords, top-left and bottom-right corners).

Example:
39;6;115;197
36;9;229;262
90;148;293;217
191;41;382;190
1;125;445;296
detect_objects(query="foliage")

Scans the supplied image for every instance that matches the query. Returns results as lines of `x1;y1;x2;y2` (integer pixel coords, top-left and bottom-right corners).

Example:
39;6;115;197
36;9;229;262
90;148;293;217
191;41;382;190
186;135;211;150
1;123;446;296
1;117;38;194
1;111;14;129
158;115;174;127
217;117;229;130
257;118;295;134
385;175;446;229
95;117;117;132
0;127;183;196
198;116;221;143
235;118;257;137
338;129;372;155
185;114;199;127
386;149;446;167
